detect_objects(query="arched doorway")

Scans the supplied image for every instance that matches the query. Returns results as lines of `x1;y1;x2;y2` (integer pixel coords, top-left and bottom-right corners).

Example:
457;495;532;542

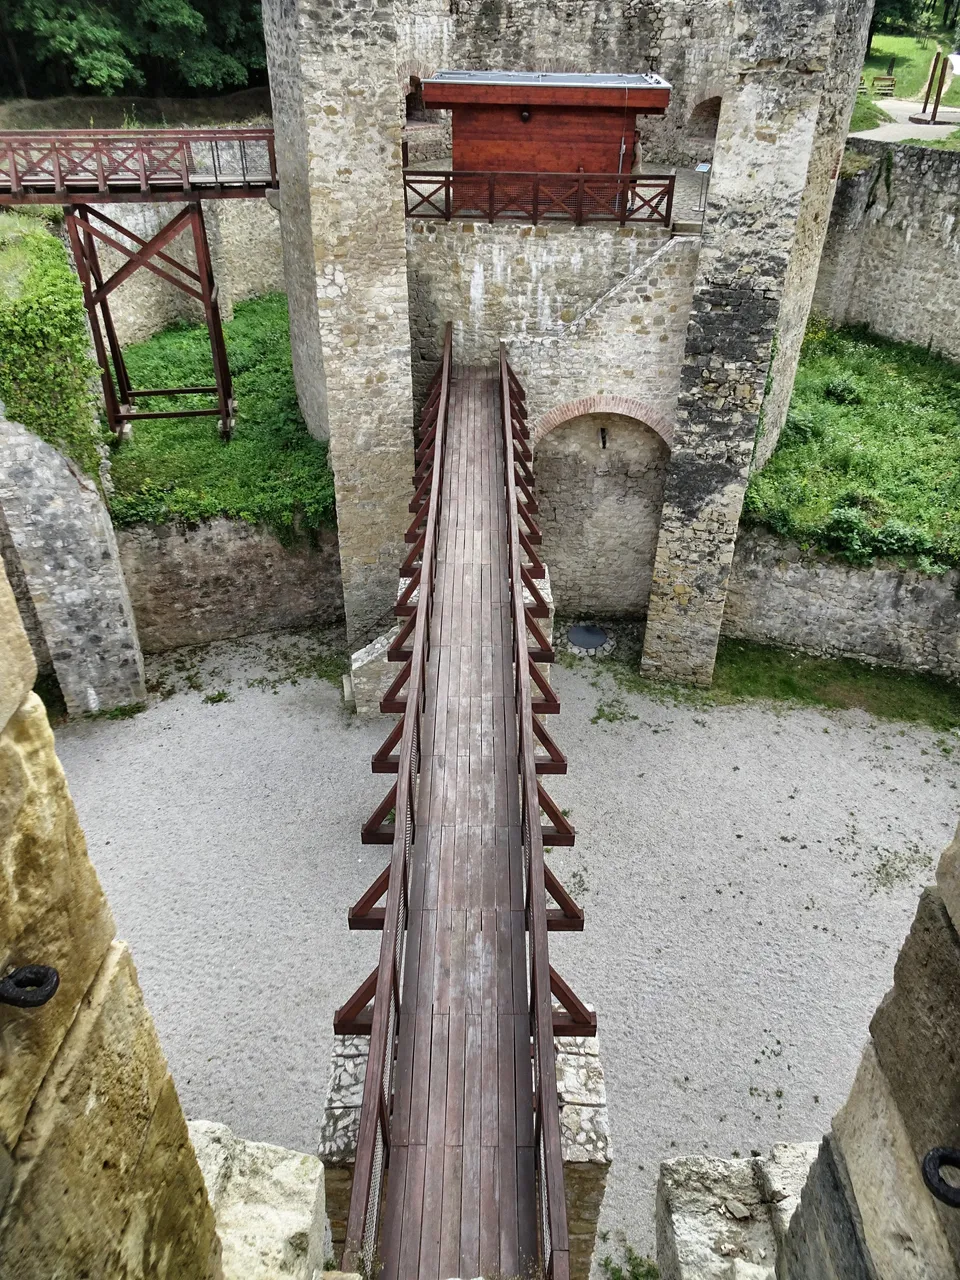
687;96;722;146
533;410;670;617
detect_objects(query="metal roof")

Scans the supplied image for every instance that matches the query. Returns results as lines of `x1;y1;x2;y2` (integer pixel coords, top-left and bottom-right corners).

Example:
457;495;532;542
426;69;671;91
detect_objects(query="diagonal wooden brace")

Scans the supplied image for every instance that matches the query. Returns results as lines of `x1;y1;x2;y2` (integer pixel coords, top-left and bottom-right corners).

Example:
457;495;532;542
532;716;567;775
525;609;554;663
550;966;597;1036
348;864;391;929
371;718;404;774
522;566;550;619
401;531;425;577
395;570;421;618
530;659;560;714
538;782;575;846
520;530;544;578
361;783;397;845
544;863;584;930
387;614;417;662
380;660;411;714
333;966;379;1034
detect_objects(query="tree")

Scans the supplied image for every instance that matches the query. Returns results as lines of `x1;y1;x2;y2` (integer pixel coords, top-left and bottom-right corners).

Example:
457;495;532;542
1;0;266;98
868;0;926;49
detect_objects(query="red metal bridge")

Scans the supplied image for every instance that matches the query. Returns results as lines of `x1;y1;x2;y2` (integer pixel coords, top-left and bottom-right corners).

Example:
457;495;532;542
334;326;594;1279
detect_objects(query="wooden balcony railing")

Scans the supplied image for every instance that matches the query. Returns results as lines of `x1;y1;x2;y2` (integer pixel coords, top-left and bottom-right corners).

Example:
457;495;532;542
404;169;675;226
0;128;277;204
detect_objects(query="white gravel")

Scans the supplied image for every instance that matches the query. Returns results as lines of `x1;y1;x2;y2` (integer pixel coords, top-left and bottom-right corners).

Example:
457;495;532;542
54;633;960;1263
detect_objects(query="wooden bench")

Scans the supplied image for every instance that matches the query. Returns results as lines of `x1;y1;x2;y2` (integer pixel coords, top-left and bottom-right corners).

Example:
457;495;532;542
872;75;897;97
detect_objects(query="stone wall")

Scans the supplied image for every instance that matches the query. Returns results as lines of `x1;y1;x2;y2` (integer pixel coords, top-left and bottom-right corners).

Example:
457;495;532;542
535;412;669;617
514;235;700;443
639;0;846;687
116;518;344;653
813;140;960;363
0;561;221;1278
407;221;673;403
753;0;873;467
78;198;285;347
724;527;960;683
262;0;417;645
782;826;960;1278
0;407;146;715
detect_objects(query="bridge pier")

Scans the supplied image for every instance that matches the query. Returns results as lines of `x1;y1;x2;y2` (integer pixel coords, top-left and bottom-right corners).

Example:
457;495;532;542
261;0;416;643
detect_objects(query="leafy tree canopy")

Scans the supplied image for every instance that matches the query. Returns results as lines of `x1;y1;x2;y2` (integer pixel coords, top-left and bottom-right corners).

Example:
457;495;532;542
1;0;266;98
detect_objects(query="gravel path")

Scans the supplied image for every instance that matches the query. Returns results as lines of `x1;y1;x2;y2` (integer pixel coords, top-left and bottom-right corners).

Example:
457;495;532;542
55;633;959;1265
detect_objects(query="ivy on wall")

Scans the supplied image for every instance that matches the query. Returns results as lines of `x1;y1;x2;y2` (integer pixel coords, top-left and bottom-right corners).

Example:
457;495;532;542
0;212;102;478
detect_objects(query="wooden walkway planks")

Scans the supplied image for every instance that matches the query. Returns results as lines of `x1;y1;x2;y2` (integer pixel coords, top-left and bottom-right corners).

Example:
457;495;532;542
381;366;537;1280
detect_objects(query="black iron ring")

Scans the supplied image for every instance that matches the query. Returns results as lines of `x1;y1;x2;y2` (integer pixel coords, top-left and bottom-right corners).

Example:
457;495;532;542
0;965;60;1009
923;1148;960;1208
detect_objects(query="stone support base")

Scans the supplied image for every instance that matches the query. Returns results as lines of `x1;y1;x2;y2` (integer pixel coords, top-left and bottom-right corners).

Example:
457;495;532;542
320;1027;610;1278
189;1120;327;1280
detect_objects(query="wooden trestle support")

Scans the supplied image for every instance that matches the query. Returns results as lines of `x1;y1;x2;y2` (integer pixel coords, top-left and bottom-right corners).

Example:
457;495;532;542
334;324;595;1279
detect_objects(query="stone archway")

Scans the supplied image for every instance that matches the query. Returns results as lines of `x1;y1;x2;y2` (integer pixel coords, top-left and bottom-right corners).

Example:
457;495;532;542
688;95;722;142
532;398;672;618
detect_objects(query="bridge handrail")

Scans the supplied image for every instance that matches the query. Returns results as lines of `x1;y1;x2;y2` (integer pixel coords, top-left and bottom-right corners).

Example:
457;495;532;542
499;343;570;1280
405;169;675;227
342;321;454;1274
0;127;277;203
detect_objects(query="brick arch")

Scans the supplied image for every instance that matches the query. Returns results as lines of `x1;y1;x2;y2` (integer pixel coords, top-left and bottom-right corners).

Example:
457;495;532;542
532;396;674;451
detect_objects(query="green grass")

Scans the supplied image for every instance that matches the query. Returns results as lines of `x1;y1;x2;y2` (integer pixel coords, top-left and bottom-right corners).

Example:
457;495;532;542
863;33;943;100
849;96;894;132
900;127;960;150
596;634;960;732
108;293;336;537
745;321;960;571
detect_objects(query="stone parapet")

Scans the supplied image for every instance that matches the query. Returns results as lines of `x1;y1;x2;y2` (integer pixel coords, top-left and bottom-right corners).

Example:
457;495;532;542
0;559;220;1275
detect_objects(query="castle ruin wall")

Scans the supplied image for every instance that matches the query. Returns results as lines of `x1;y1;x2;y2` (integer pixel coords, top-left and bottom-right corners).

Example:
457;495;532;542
262;0;417;645
813;140;960;363
116;518;344;653
640;0;844;686
724;527;960;683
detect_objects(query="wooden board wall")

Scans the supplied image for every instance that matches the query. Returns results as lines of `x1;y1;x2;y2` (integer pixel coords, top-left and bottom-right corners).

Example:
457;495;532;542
450;105;637;173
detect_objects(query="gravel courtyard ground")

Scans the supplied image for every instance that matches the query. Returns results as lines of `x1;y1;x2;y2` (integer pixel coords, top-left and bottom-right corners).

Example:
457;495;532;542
54;631;959;1265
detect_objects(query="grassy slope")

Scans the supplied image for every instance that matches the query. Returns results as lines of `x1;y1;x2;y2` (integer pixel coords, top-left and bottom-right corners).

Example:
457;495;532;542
849;97;895;131
900;127;960;149
863;33;941;99
108;293;336;535
746;325;960;571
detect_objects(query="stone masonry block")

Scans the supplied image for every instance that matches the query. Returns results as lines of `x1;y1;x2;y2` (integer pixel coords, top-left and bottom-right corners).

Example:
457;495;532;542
111;1076;222;1280
870;886;960;1260
656;1155;777;1280
778;1136;876;1280
831;1039;954;1279
0;563;35;732
0;691;115;1150
189;1119;324;1280
0;941;199;1280
935;820;960;938
753;1142;818;1251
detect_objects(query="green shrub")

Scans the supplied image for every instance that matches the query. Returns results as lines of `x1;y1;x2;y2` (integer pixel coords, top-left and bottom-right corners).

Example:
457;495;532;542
745;321;960;571
108;293;336;536
0;213;102;477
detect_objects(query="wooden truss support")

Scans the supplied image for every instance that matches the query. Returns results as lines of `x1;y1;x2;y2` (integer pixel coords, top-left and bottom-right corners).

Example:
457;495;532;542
550;966;597;1036
65;202;234;440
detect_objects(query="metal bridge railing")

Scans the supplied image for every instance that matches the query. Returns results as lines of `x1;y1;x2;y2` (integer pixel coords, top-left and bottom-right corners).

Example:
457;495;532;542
499;343;571;1280
340;321;454;1276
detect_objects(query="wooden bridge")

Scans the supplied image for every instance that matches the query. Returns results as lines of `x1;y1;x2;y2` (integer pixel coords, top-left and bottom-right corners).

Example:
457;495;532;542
334;326;595;1279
